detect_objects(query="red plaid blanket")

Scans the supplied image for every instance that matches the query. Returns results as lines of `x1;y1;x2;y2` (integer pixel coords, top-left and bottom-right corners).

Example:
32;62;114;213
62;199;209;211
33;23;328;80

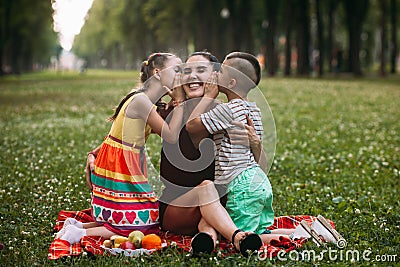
49;209;334;260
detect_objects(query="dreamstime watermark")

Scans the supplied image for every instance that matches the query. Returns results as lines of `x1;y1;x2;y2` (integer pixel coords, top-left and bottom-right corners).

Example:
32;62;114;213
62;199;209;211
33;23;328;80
257;248;397;263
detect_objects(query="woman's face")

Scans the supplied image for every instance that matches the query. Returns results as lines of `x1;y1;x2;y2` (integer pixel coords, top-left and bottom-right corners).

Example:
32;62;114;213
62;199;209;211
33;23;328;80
182;55;213;99
159;56;183;89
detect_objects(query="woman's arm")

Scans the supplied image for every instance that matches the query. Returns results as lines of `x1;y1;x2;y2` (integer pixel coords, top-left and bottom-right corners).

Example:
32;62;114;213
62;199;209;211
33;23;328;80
85;144;101;190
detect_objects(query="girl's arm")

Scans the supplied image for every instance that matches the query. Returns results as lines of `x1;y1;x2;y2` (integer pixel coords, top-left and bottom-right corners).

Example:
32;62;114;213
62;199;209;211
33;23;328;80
126;74;186;144
85;144;101;190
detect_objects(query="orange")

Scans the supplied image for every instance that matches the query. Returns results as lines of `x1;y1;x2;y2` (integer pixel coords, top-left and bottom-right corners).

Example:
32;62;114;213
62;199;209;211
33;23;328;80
141;234;162;250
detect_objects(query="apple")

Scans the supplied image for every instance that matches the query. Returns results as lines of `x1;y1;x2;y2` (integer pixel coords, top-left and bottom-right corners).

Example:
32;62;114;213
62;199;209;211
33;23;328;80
128;230;144;248
120;241;135;250
103;239;113;248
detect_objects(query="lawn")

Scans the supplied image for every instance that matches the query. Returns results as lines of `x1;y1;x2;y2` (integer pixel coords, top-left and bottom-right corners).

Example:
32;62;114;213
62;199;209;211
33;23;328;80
0;70;399;266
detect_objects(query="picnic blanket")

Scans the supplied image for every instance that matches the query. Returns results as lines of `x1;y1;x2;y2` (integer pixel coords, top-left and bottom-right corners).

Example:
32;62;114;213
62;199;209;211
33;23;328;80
48;209;334;260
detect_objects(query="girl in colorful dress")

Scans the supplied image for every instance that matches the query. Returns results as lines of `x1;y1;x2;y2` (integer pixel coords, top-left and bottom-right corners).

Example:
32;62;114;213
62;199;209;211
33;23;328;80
57;53;185;244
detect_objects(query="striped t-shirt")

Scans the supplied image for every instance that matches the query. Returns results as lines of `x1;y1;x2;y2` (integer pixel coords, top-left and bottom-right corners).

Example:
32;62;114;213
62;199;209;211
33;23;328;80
200;98;263;185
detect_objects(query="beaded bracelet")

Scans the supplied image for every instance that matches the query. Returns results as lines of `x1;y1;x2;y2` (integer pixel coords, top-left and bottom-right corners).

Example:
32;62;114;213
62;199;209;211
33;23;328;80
172;99;185;107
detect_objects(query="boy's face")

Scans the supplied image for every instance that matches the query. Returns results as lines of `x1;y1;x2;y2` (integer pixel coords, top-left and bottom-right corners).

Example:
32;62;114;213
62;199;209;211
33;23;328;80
218;61;233;93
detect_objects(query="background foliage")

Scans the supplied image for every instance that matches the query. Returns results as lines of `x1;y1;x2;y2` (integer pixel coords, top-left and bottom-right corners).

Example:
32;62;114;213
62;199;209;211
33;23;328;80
0;0;398;76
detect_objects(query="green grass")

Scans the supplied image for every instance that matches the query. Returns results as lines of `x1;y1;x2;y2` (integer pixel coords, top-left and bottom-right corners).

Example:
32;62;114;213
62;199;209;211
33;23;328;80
0;70;399;266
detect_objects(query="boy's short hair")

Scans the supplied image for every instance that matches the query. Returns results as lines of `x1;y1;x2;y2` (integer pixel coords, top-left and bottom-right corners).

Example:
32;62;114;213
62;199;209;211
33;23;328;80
224;52;261;85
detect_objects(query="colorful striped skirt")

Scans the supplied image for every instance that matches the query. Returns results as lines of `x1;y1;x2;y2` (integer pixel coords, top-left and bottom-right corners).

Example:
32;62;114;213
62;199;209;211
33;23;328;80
90;135;159;236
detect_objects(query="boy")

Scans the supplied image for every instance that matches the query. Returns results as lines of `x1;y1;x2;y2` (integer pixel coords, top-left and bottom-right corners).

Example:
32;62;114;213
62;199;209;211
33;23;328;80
186;52;294;244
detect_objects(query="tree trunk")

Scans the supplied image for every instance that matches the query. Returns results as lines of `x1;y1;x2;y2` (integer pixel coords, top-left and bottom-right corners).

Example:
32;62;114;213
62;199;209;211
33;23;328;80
344;0;369;76
327;0;338;73
194;0;208;52
240;0;254;53
225;0;236;53
284;0;293;76
315;0;324;76
379;0;387;76
264;0;279;76
390;0;398;74
296;0;310;76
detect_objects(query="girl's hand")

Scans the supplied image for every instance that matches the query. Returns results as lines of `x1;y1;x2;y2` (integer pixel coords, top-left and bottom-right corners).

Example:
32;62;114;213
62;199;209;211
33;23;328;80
165;73;185;102
204;71;219;99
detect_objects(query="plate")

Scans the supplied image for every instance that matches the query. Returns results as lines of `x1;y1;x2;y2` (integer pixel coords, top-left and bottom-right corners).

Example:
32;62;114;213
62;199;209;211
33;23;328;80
101;243;167;257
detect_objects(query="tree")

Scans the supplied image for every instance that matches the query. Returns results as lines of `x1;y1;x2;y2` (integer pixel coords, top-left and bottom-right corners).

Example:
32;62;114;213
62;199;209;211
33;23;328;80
264;0;279;76
295;0;311;76
379;0;387;76
0;0;56;74
343;0;370;76
390;0;398;74
284;0;294;76
240;0;254;53
326;0;339;72
315;0;324;76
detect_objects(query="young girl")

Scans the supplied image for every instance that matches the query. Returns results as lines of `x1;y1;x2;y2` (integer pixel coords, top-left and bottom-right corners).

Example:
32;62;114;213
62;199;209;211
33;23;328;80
57;53;185;244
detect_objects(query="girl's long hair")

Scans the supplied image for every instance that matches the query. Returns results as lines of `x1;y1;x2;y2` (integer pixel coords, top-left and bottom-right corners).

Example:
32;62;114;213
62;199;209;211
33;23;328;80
108;53;175;121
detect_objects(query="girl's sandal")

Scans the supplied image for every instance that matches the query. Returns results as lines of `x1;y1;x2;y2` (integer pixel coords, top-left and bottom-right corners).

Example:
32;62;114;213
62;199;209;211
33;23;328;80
190;232;214;256
231;229;262;256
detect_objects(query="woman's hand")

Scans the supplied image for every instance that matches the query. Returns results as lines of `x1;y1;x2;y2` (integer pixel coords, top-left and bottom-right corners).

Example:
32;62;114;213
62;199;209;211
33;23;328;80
229;116;260;148
203;71;219;99
85;153;96;190
230;115;267;171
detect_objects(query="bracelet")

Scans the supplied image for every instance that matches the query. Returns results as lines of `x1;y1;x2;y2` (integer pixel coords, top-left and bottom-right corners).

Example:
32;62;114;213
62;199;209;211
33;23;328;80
87;151;97;157
172;99;185;107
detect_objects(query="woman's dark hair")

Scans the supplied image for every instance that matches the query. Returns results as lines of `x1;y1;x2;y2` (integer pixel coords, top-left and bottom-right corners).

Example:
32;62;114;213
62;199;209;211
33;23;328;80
186;51;220;71
109;52;175;121
225;52;261;85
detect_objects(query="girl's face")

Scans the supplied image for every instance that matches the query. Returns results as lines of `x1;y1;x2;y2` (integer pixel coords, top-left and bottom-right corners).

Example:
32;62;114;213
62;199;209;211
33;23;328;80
182;55;213;99
159;56;183;89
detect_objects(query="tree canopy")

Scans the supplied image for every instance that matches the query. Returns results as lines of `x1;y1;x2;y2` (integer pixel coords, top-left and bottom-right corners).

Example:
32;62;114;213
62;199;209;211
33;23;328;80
0;0;398;76
0;0;57;74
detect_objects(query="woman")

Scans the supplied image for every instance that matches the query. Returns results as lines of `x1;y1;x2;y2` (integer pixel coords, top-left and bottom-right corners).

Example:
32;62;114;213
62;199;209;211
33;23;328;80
58;52;185;244
157;52;264;255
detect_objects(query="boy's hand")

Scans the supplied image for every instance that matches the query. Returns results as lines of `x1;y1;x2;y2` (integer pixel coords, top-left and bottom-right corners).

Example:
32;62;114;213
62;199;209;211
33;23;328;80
203;71;219;99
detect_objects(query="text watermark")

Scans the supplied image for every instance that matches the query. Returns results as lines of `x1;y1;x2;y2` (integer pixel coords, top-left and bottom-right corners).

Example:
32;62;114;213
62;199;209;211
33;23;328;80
257;248;397;263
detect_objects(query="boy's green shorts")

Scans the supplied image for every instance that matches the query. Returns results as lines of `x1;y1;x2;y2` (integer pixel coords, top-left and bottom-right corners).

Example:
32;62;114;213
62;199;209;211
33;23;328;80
225;166;274;234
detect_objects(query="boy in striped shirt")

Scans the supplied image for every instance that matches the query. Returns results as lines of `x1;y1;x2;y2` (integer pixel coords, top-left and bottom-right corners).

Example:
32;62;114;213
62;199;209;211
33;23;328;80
187;52;294;244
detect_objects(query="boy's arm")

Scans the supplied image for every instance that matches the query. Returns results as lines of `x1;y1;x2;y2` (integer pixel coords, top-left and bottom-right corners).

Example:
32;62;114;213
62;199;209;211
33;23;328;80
185;97;214;135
